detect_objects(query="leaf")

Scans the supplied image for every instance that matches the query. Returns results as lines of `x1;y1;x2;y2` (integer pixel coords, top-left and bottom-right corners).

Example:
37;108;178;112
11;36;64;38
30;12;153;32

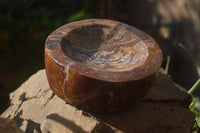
67;9;92;22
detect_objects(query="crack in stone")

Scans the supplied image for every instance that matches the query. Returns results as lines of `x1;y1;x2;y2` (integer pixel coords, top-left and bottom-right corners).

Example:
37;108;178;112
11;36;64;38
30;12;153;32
25;89;50;100
13;89;51;117
43;93;55;107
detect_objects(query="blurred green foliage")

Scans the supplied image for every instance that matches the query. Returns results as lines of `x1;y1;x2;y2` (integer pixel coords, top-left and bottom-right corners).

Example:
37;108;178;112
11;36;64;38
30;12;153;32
0;0;94;91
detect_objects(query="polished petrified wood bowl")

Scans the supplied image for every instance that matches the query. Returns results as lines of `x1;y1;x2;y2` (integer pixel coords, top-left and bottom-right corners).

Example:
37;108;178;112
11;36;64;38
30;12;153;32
45;19;163;112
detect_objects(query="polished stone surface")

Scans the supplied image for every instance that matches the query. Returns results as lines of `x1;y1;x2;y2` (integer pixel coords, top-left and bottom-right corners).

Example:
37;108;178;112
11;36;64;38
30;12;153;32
45;19;163;112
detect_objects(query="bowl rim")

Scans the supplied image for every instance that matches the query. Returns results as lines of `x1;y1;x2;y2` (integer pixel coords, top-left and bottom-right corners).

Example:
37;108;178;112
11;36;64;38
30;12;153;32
45;19;163;82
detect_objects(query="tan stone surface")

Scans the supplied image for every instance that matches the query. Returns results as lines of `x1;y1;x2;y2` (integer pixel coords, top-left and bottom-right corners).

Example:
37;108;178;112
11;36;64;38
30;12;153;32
1;69;195;133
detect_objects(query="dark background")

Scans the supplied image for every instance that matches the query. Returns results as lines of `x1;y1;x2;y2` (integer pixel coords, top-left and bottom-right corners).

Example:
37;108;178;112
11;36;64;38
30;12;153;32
0;0;200;113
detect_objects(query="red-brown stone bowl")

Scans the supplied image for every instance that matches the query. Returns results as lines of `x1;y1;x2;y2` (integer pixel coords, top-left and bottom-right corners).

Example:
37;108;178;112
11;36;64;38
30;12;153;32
45;19;163;112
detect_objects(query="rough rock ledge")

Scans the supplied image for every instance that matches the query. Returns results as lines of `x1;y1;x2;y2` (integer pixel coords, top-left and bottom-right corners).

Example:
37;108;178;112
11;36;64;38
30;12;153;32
1;69;195;133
